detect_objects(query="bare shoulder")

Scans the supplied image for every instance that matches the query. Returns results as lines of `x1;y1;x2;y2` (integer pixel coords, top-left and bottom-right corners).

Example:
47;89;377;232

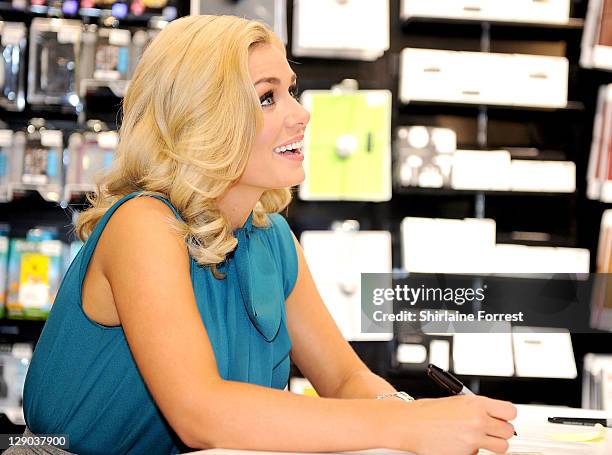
96;195;188;272
86;195;223;446
103;195;181;237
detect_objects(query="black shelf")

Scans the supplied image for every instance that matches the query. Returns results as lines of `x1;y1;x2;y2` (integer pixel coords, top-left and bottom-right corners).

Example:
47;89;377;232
393;187;575;198
399;100;585;114
0;319;46;344
401;16;584;30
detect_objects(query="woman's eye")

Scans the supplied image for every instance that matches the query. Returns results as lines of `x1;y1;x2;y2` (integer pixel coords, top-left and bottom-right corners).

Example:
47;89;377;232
289;85;299;100
260;91;274;106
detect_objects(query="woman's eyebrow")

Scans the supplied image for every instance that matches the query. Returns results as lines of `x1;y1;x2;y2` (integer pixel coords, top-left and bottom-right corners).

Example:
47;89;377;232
254;74;298;86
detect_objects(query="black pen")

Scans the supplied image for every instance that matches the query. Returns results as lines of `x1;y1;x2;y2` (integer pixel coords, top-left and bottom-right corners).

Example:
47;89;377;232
548;417;612;428
427;363;475;396
426;364;518;436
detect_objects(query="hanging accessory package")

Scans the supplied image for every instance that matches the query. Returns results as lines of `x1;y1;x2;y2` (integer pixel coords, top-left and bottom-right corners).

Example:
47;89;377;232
65;120;117;201
28;18;82;110
0;21;27;112
299;80;392;201
11;118;64;202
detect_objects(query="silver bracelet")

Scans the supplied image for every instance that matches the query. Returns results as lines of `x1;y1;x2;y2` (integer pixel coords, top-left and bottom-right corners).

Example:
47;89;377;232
376;391;415;402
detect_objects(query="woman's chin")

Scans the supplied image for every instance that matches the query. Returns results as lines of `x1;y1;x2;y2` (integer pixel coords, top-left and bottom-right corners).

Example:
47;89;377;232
285;169;305;188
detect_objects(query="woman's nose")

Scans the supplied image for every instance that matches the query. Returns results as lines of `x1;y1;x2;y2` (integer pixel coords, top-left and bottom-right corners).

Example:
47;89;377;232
288;98;310;130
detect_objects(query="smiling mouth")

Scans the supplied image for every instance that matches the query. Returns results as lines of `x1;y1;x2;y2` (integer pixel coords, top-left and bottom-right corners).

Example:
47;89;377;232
273;140;304;155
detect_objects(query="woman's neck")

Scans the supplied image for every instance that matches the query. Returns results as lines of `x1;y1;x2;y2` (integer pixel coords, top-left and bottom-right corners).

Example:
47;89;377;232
217;183;264;230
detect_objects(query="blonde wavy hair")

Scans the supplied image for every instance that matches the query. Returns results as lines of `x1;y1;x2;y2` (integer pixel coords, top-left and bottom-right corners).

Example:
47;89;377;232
76;15;292;277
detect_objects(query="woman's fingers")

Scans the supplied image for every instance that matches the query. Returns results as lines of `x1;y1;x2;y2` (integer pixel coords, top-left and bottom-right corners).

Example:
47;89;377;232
484;397;518;422
485;416;515;439
481;435;510;454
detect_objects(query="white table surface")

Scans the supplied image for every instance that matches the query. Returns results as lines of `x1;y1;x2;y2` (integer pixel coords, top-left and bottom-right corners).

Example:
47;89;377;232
184;404;612;455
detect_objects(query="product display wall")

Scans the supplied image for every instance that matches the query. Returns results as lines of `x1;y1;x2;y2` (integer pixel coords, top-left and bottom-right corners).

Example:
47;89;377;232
278;0;612;408
0;0;189;432
0;0;611;433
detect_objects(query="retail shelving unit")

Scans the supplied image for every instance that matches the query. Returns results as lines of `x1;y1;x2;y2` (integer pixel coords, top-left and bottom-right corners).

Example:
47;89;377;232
285;0;612;405
1;0;611;412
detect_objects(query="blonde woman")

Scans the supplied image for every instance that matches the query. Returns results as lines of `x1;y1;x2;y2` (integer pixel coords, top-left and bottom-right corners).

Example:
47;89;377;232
19;15;516;455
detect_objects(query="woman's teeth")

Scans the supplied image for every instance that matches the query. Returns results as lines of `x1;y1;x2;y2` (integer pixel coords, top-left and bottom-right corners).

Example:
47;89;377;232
273;140;304;154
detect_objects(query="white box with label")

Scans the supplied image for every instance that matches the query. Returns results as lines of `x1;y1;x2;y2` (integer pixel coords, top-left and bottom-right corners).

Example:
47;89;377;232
402;0;570;24
499;0;570;24
400;48;464;104
510;54;568;108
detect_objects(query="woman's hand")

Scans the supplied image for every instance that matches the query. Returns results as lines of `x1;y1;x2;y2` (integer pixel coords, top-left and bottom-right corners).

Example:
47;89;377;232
388;395;517;455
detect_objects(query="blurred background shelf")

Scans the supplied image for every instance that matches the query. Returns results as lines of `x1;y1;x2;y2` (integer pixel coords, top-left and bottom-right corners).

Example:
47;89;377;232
401;16;585;30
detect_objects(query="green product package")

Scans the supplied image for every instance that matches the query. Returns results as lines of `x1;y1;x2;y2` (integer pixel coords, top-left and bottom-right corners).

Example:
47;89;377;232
6;238;63;320
299;90;392;201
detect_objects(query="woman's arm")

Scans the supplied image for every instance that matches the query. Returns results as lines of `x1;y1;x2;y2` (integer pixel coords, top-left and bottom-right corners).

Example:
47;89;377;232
332;369;398;399
98;197;399;450
285;233;397;399
100;198;515;454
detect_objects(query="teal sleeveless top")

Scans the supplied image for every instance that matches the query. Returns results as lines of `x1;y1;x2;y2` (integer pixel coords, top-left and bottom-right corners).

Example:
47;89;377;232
23;192;298;454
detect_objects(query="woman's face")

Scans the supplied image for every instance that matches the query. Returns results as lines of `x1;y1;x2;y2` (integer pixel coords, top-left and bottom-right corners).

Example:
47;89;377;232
240;42;310;190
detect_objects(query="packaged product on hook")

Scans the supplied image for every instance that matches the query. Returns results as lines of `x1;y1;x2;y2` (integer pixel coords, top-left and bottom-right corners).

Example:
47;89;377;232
0;343;33;413
11;118;64;202
81;24;131;82
0;22;27;112
6;228;63;320
65;120;117;201
299;82;392;201
27;18;82;110
94;27;131;80
79;23;132;123
198;0;287;43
